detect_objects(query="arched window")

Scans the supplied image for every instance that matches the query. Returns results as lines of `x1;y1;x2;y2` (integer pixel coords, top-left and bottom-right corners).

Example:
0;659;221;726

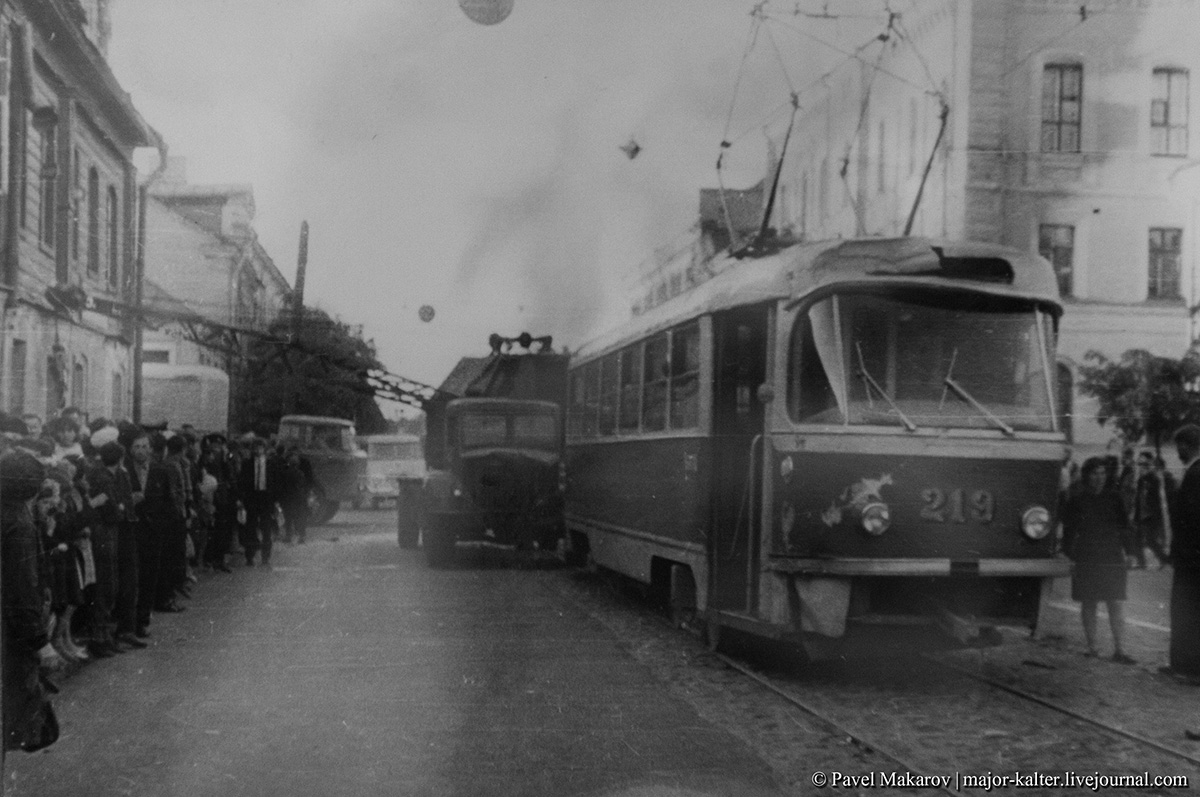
106;185;119;287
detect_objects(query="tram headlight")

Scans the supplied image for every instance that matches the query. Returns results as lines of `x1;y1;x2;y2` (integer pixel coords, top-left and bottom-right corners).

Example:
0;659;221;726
861;502;891;536
1021;506;1051;540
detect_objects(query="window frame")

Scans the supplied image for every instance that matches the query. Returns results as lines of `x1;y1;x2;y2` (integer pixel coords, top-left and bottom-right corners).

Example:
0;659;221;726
1148;226;1183;300
1151;67;1189;157
1041;63;1083;153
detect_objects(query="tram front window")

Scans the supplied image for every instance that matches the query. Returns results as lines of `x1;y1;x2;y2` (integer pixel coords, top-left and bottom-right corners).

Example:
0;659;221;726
788;291;1055;432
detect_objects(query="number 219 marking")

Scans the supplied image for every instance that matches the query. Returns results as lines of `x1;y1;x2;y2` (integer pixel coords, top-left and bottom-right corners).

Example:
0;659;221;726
920;488;994;523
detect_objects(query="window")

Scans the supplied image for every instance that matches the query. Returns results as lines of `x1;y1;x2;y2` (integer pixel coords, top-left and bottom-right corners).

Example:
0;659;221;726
9;339;25;414
669;324;700;430
568;368;587;438
787;292;1054;432
46;357;61;415
1038;224;1075;297
598;353;618;436
1056;363;1073;440
582;360;600;438
106;185;119;286
1042;63;1083;153
642;333;669;432
141;349;170;364
71;148;80;260
86;167;99;274
617;343;642;433
1152;68;1189;156
1148;227;1183;299
37;123;56;248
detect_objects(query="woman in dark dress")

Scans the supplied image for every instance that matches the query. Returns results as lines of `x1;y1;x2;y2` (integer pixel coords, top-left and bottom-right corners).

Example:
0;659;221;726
1062;456;1138;663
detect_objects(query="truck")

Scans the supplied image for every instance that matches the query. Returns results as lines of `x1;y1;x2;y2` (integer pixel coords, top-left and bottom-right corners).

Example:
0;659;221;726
418;334;568;567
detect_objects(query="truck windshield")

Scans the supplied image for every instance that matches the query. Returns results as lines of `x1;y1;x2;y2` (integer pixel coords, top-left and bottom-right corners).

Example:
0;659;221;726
788;291;1055;432
279;421;359;453
459;413;559;450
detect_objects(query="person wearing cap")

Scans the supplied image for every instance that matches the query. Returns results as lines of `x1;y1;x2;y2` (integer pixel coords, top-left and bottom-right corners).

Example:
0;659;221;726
2;449;61;751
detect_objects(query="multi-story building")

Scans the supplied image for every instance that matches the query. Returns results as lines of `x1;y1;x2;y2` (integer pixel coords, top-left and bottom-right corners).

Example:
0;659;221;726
642;0;1200;452
142;157;292;430
0;0;151;424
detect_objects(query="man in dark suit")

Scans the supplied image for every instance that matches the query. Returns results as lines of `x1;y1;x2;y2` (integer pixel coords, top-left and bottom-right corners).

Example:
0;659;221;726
238;437;282;566
128;432;174;637
1167;424;1200;683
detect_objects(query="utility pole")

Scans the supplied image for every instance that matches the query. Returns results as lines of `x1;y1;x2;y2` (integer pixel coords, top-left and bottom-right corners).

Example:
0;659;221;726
132;183;148;424
287;221;308;415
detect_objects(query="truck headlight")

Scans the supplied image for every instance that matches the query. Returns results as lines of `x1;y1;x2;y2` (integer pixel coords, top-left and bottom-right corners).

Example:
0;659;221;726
861;502;890;536
1021;506;1051;540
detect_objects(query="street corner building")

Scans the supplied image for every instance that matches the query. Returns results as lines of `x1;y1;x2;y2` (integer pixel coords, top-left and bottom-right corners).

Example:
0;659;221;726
0;0;150;422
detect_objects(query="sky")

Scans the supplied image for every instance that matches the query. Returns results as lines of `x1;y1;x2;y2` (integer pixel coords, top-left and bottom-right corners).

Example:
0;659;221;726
107;0;884;410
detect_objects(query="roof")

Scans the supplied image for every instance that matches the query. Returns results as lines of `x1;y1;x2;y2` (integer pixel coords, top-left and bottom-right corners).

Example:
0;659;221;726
436;357;490;397
573;237;1062;363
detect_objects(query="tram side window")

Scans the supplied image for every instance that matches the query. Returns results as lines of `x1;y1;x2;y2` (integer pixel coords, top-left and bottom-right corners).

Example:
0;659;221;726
568;369;588;438
670;323;700;429
787;311;839;423
583;360;601;438
642;332;670;432
618;343;642;433
598;353;618;436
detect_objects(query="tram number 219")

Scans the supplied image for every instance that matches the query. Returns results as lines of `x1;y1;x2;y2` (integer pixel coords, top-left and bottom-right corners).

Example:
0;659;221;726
920;488;994;523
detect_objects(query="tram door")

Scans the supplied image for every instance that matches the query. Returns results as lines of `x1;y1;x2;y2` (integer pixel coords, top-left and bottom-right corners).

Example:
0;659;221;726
709;305;769;614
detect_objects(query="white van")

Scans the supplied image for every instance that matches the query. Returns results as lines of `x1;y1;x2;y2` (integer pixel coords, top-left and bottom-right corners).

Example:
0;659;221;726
358;434;425;508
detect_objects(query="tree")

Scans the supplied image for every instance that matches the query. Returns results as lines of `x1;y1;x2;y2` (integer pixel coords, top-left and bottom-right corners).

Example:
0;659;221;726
236;306;389;436
1076;348;1200;453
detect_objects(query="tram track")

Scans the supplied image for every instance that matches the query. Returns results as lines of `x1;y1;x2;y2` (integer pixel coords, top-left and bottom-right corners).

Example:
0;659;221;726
923;654;1200;770
713;652;959;796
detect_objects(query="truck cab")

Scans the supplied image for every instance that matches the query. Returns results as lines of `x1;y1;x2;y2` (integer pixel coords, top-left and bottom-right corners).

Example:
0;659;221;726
422;398;564;567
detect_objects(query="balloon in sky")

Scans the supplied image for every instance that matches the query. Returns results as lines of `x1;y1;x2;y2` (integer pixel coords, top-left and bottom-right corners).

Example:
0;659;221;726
458;0;514;25
419;305;436;323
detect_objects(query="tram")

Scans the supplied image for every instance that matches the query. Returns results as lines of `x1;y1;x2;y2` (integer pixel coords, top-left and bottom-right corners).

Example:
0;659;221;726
564;237;1069;656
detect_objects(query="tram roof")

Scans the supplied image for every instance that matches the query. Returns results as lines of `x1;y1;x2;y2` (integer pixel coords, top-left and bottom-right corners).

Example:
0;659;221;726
573;237;1061;363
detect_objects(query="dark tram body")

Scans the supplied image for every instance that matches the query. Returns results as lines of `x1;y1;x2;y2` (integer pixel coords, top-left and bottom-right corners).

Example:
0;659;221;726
564;237;1069;655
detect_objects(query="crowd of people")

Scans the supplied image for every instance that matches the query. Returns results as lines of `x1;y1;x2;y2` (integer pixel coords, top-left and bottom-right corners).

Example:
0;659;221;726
1059;426;1200;685
1;406;316;753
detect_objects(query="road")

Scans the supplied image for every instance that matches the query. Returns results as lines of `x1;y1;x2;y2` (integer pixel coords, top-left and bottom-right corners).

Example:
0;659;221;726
4;509;785;797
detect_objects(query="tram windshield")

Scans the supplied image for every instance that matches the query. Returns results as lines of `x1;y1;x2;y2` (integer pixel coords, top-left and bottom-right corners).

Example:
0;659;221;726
788;291;1055;432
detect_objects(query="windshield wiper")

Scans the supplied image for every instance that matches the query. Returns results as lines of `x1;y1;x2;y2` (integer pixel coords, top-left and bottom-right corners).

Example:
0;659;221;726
855;344;918;432
942;377;1015;436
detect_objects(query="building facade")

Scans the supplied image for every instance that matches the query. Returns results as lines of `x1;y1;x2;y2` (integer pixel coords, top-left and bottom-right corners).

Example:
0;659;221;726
142;157;291;430
0;0;150;425
642;0;1200;451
